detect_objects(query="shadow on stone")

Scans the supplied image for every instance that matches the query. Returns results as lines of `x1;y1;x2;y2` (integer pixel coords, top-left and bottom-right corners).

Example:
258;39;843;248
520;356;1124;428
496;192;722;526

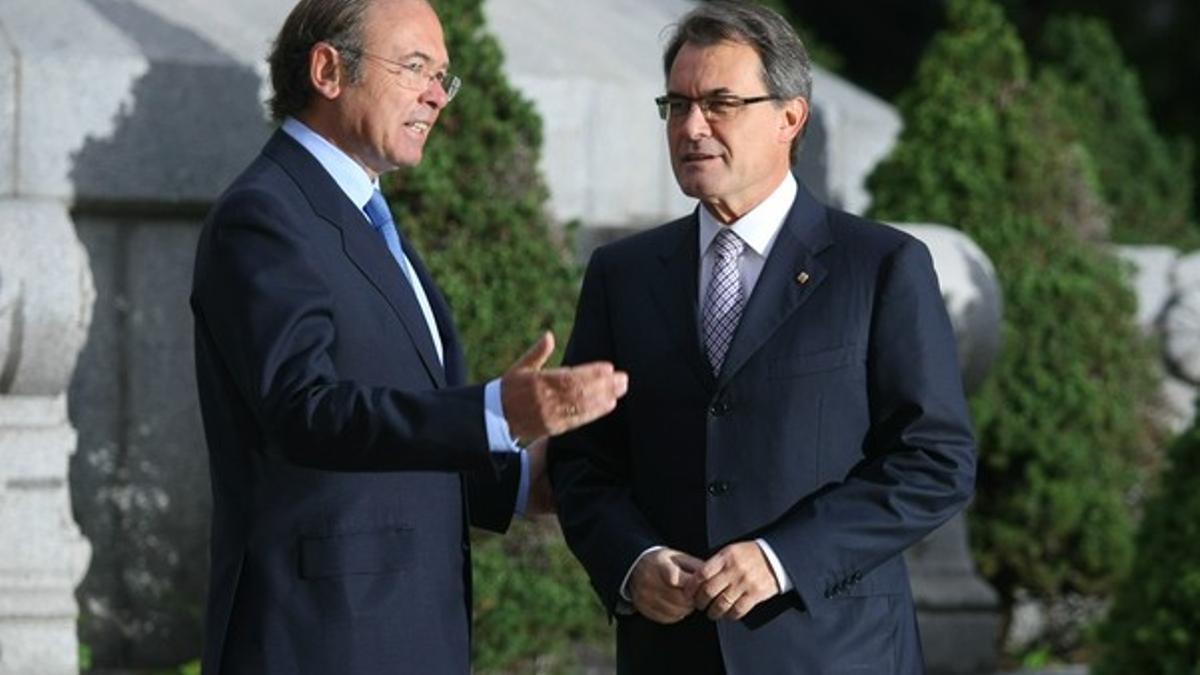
67;0;266;668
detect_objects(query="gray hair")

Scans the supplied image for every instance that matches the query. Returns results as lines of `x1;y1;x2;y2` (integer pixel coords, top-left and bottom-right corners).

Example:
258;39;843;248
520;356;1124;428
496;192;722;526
663;1;812;158
267;0;373;123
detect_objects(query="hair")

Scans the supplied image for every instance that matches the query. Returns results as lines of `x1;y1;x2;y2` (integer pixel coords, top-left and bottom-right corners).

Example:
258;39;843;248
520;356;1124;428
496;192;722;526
662;0;813;159
266;0;374;123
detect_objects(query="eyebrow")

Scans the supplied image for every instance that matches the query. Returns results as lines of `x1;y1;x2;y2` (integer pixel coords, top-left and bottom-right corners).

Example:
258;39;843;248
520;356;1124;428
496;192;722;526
664;87;735;98
398;50;450;70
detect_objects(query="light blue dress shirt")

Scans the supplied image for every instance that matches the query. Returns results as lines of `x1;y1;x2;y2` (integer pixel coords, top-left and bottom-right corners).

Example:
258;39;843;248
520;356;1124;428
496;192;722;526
281;117;529;514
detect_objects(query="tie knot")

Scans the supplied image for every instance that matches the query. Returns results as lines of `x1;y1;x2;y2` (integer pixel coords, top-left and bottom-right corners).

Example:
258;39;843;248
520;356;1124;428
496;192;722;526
713;228;744;261
364;189;393;231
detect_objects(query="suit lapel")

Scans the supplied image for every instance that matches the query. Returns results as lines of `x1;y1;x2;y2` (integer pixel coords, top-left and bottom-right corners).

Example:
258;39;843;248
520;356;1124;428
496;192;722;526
649;214;717;392
717;184;833;387
402;237;467;387
263;131;447;388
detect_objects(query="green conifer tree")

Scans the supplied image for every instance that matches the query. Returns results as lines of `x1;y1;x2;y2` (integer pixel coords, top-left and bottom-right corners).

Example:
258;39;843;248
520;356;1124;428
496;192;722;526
1093;411;1200;674
385;0;577;380
382;0;609;669
1037;15;1198;247
867;0;1157;625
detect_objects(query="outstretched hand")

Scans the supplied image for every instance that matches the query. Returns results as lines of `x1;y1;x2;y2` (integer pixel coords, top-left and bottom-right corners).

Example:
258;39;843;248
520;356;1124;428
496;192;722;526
500;332;629;440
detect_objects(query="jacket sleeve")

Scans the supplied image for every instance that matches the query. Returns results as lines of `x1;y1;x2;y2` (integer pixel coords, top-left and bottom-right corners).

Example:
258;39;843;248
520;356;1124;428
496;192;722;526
762;237;977;617
466;452;522;533
549;250;664;613
191;187;492;473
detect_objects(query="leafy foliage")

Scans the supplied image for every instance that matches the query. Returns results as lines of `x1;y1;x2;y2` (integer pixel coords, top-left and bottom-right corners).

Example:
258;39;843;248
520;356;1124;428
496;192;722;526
867;0;1158;614
1093;410;1200;675
381;0;608;668
472;522;612;673
385;0;578;380
1035;15;1197;247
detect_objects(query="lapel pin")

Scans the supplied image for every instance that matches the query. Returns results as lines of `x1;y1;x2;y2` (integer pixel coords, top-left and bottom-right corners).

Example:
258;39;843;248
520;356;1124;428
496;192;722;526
795;271;810;285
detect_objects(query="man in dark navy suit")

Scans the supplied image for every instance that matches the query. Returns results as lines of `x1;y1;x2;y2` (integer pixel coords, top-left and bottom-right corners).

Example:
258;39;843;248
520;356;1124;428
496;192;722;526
190;0;627;672
551;2;976;673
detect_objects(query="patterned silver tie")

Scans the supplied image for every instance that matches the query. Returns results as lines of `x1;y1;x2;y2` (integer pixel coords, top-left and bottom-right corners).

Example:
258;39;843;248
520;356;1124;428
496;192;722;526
703;228;745;375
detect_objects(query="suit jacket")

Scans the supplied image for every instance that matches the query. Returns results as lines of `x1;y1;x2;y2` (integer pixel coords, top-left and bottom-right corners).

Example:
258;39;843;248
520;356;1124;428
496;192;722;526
191;130;520;674
550;185;976;674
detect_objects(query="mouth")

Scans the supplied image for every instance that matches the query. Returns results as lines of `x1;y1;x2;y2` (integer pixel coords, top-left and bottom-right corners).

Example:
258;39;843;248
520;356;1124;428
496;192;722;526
680;152;721;165
405;120;432;136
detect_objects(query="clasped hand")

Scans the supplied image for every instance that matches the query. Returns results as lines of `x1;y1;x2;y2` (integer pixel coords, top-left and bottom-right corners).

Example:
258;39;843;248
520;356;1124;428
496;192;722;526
629;542;779;624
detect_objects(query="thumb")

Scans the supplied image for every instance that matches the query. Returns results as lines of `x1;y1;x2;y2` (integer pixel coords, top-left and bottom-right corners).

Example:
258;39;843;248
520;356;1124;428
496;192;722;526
664;561;686;588
511;331;555;372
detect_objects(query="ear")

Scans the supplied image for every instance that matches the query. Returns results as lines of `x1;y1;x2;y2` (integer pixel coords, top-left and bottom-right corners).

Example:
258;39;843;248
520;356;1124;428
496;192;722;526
778;97;809;146
309;41;345;101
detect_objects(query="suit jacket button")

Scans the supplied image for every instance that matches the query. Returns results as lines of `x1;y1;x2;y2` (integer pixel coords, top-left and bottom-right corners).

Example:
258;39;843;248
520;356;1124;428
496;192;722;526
707;481;730;496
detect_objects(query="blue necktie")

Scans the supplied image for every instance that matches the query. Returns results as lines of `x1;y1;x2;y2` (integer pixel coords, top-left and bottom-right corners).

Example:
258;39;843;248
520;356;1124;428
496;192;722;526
363;189;444;364
364;189;411;277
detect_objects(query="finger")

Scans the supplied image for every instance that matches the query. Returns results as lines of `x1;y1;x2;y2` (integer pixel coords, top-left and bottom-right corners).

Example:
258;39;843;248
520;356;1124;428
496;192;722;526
671;552;705;574
695;572;732;611
511;332;555;372
654;591;696;623
706;588;743;621
664;562;687;588
613;370;629;397
728;590;765;621
697;552;728;582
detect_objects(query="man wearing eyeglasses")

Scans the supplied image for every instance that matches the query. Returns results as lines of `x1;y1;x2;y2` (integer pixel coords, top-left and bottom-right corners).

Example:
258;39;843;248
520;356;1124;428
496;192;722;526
190;0;628;672
551;2;976;673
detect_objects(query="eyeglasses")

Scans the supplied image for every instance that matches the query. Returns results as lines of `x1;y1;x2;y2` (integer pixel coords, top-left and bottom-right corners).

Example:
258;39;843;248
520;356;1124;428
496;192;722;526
655;94;777;122
341;47;462;102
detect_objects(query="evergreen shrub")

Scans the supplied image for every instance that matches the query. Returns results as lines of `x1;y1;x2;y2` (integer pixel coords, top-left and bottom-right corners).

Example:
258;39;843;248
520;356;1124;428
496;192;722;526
382;0;609;668
1036;15;1198;248
1093;410;1200;675
866;0;1158;619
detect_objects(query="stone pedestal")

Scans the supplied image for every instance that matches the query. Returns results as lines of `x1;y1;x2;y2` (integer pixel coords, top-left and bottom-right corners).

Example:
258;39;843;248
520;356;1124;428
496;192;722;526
897;224;1002;675
908;514;1002;675
0;201;94;675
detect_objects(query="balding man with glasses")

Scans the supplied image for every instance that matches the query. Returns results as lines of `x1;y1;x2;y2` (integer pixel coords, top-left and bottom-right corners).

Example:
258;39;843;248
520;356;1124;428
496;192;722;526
190;0;627;672
550;2;976;673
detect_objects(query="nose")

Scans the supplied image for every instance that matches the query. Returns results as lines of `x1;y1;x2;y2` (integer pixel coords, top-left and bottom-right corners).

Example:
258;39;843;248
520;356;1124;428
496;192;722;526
679;102;712;140
420;77;449;110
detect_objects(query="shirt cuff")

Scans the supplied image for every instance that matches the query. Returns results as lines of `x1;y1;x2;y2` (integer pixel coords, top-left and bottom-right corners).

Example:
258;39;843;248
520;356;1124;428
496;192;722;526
619;545;666;602
513;449;530;517
484;378;521;452
755;538;793;594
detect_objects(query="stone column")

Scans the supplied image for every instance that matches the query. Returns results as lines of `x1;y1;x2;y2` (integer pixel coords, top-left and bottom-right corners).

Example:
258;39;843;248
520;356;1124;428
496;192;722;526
0;200;94;674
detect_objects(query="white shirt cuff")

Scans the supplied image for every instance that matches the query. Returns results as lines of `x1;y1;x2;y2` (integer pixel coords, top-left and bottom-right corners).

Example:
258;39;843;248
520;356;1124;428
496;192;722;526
619;545;666;602
483;378;521;452
755;538;792;593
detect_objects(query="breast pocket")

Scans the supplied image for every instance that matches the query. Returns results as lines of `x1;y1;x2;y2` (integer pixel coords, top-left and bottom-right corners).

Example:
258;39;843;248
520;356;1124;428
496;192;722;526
768;344;860;379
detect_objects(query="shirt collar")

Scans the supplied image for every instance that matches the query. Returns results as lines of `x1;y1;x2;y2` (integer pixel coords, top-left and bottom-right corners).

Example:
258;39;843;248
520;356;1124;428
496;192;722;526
281;117;379;212
698;172;797;258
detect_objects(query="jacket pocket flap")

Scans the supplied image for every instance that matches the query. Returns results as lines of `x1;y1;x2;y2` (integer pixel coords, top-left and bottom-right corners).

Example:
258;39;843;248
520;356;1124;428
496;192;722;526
769;344;859;378
299;527;412;580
